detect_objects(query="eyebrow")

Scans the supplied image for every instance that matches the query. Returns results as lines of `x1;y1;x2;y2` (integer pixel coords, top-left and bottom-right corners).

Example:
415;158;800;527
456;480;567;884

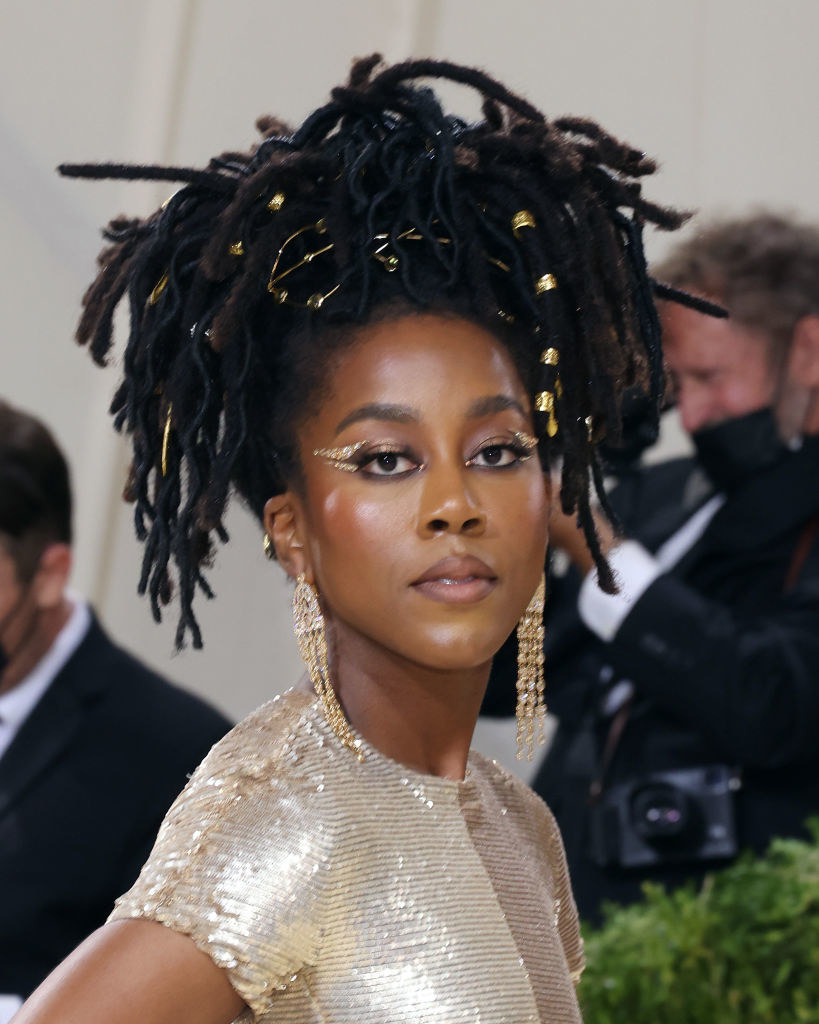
334;403;419;435
466;394;528;419
333;394;527;436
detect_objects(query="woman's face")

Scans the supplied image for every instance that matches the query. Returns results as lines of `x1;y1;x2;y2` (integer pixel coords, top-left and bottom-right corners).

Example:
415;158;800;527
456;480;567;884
275;313;550;675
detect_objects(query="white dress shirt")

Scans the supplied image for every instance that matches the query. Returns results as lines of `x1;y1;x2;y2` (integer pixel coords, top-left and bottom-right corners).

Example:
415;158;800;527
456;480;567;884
0;596;91;763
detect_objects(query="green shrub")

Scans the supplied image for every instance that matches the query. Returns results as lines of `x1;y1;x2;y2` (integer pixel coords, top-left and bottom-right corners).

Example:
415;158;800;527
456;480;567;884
579;821;819;1023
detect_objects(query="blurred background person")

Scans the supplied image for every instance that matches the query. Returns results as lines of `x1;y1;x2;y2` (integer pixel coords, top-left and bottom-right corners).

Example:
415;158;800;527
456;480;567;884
0;399;231;1015
484;213;819;922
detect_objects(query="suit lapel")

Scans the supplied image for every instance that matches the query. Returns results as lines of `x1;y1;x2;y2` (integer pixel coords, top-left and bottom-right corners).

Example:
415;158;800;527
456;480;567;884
673;439;819;575
0;617;109;822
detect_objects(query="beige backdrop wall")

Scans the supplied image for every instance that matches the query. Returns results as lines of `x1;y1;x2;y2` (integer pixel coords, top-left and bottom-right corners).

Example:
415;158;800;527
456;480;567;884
2;0;818;772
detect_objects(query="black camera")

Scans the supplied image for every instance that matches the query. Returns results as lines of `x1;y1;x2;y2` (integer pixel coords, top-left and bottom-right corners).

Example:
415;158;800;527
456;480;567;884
589;765;741;869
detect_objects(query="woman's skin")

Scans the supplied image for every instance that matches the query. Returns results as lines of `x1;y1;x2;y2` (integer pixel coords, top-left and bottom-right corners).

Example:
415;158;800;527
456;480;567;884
15;313;550;1024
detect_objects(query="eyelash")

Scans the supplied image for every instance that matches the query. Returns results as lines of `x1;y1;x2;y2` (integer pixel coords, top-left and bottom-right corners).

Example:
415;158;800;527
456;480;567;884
348;436;538;478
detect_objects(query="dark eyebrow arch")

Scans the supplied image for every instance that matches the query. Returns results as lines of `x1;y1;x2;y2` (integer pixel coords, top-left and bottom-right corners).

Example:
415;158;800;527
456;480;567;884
334;402;419;435
466;394;528;419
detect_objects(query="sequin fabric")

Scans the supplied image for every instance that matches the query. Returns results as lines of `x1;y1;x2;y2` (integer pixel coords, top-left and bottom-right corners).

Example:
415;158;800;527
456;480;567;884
110;690;584;1023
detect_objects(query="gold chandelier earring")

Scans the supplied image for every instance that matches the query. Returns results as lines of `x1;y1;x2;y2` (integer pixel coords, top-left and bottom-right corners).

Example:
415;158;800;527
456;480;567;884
516;572;547;761
292;574;364;761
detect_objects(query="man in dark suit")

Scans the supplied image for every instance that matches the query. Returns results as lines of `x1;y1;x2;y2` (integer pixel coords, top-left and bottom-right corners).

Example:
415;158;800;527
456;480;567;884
484;213;819;922
0;399;231;1010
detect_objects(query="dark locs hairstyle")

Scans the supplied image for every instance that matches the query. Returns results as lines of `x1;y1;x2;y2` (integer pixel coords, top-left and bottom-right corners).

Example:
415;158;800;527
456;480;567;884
59;55;719;648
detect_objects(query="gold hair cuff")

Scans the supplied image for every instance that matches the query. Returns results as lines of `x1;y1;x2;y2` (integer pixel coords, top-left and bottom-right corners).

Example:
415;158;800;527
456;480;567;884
267;191;286;212
511;209;536;237
540;347;559;366
228;241;245;256
535;391;559;438
535;273;558;294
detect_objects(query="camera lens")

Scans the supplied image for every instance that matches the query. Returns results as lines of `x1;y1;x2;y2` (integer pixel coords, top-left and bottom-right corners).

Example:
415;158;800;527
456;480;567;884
630;782;703;847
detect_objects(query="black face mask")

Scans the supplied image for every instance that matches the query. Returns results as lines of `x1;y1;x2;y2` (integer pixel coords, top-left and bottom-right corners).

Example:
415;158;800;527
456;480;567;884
692;407;789;493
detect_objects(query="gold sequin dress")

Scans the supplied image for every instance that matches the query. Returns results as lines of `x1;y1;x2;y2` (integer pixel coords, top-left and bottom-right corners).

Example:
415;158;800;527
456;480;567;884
110;689;584;1022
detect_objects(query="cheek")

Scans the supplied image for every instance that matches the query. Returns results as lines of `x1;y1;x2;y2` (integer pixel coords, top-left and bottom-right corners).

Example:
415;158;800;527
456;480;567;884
499;473;550;547
305;485;408;579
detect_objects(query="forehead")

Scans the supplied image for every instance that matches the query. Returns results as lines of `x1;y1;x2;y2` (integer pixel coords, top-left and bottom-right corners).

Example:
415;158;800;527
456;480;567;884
320;314;529;423
661;303;773;372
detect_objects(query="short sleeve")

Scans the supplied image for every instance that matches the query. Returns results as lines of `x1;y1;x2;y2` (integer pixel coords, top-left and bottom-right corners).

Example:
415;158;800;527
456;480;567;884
109;711;333;1019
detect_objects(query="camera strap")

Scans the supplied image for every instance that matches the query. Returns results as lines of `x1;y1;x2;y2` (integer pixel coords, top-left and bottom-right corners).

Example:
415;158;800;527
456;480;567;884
586;512;819;806
588;697;632;805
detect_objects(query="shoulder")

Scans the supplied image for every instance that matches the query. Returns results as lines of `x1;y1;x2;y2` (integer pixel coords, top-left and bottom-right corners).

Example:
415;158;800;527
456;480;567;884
609;456;698;522
470;752;562;840
195;689;316;779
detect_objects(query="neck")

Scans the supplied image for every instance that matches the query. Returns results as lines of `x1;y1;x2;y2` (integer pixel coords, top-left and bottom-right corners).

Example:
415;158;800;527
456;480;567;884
0;597;73;695
330;627;489;782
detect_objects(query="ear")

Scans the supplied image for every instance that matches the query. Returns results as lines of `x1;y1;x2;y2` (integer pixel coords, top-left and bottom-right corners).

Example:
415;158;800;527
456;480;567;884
263;492;313;582
787;315;819;389
33;543;72;610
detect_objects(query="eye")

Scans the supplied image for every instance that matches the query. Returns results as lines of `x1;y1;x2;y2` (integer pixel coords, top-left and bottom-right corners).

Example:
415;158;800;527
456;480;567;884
467;437;535;469
357;447;420;477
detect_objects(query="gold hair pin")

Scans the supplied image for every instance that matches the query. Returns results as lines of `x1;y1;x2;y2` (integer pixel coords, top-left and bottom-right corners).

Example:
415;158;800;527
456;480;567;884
161;402;173;476
261;213;555;312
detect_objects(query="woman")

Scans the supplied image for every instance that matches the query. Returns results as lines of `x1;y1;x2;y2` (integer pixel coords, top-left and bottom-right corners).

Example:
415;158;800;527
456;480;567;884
18;56;704;1024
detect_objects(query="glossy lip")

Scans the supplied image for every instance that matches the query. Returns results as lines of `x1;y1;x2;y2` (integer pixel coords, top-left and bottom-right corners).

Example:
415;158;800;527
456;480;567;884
410;555;498;604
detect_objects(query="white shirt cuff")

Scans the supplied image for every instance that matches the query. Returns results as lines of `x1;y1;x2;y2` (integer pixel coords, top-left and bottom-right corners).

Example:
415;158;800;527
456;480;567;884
578;540;662;641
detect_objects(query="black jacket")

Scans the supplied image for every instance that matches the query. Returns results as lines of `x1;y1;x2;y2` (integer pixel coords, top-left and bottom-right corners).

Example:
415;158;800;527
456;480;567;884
485;438;819;922
0;614;231;997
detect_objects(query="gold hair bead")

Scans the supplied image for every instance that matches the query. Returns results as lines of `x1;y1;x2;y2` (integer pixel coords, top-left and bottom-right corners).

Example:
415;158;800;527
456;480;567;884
267;191;286;212
270;286;288;303
306;293;324;311
511;209;536;237
228;241;245;256
149;271;169;306
535;273;558;294
540;347;559;366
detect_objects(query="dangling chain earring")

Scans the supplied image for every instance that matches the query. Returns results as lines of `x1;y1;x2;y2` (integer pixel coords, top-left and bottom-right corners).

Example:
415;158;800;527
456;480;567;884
292;575;364;761
516;572;547;761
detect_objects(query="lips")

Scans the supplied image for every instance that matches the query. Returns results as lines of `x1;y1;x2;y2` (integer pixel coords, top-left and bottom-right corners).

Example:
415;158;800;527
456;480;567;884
410;555;497;604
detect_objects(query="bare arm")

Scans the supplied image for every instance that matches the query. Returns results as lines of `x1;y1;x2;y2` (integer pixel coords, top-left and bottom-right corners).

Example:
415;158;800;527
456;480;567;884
14;919;245;1024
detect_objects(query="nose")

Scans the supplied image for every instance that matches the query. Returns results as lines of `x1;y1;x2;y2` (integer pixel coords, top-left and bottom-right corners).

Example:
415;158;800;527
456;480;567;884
418;464;487;538
676;382;712;435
